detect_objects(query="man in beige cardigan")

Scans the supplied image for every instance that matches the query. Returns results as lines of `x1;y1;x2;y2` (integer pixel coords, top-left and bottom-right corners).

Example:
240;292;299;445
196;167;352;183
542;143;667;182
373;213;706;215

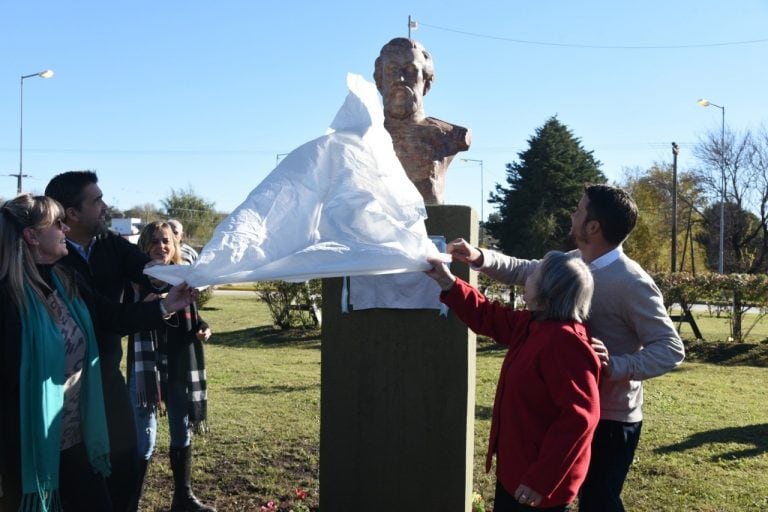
449;184;685;511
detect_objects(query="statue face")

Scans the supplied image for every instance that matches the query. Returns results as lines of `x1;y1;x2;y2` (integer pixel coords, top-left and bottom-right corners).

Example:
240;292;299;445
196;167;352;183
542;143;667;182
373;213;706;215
379;47;428;120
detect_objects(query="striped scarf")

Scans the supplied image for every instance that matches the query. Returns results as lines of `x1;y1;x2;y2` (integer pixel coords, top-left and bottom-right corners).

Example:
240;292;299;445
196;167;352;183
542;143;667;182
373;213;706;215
127;286;208;433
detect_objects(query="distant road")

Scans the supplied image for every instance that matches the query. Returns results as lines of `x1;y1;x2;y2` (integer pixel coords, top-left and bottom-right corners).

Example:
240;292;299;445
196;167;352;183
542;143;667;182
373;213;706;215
211;287;255;296
211;291;764;313
671;303;762;314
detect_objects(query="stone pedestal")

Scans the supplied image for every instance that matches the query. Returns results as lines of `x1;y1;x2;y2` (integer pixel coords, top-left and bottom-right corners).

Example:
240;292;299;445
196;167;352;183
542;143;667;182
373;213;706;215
320;205;477;511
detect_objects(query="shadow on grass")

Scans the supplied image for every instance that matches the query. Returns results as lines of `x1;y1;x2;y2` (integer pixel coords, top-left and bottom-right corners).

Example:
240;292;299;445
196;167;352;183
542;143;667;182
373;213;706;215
685;341;768;367
655;423;768;460
475;404;492;420
209;326;320;349
232;383;319;395
477;339;506;354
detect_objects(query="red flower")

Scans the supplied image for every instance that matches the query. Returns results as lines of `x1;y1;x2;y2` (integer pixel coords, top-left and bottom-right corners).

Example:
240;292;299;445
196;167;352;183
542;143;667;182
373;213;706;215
294;488;307;500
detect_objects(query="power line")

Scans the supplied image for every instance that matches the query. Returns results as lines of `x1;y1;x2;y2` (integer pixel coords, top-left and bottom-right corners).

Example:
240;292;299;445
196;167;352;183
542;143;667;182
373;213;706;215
0;146;282;156
418;21;768;49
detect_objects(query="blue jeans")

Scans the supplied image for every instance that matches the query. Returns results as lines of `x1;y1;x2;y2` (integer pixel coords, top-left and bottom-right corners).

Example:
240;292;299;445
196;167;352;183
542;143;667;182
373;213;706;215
129;366;192;461
578;419;643;512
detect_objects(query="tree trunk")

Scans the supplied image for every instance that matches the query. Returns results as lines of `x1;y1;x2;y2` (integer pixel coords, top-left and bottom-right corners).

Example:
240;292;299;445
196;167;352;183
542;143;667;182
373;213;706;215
731;289;743;342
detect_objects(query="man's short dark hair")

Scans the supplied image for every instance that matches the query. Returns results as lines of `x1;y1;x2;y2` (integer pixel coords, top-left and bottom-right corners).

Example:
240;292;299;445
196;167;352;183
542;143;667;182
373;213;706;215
584;184;638;245
45;170;99;210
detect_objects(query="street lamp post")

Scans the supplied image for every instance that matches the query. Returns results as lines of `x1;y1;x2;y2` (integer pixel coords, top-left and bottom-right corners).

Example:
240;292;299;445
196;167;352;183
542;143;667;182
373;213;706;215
697;98;726;274
460;158;484;223
17;69;54;194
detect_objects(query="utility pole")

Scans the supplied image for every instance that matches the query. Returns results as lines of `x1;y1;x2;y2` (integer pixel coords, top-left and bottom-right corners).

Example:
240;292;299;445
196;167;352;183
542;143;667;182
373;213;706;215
671;142;679;272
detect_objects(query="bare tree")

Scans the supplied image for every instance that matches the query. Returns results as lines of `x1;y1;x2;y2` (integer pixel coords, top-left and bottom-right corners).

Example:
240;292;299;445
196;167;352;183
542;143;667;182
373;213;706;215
748;124;768;271
693;126;768;272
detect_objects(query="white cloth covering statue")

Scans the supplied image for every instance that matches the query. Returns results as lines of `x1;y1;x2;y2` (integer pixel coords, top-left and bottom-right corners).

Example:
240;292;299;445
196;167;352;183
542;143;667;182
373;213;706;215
145;74;445;288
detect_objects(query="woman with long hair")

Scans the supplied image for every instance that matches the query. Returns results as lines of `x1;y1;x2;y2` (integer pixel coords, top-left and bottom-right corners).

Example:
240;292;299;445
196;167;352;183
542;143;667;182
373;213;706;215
0;195;197;512
127;221;215;512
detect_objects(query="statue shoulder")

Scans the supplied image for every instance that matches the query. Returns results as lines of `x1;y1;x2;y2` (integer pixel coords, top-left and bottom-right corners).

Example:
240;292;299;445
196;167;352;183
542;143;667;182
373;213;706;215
424;117;472;150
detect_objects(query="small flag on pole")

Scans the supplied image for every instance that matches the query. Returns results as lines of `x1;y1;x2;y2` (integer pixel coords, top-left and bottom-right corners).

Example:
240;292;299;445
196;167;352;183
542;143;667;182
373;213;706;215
408;15;418;37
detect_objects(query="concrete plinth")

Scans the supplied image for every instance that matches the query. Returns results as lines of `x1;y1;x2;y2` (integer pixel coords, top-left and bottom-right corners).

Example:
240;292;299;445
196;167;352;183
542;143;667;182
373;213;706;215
320;205;477;511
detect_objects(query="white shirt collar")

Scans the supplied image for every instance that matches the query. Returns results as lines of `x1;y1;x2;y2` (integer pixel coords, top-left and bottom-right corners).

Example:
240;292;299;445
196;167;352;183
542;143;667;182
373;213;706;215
67;237;95;262
589;245;623;271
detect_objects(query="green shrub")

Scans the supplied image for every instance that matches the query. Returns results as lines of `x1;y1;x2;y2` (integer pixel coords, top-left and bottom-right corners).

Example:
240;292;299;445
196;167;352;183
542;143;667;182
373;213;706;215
252;280;321;329
196;285;215;308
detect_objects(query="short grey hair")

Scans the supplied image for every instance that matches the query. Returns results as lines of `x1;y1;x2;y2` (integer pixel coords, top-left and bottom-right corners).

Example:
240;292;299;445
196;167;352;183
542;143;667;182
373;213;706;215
535;251;593;323
167;218;182;232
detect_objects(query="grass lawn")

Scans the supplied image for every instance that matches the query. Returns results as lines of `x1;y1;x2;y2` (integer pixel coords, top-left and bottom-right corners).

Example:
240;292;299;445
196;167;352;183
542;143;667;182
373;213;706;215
136;292;768;511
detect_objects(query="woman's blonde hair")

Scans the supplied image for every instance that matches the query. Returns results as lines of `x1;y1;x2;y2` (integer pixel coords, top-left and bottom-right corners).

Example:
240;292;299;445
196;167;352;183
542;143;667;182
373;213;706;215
137;221;182;264
534;251;593;323
0;194;74;309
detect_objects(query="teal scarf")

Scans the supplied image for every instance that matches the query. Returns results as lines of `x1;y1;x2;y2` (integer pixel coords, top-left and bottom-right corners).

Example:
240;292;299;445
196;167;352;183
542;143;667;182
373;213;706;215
19;271;111;512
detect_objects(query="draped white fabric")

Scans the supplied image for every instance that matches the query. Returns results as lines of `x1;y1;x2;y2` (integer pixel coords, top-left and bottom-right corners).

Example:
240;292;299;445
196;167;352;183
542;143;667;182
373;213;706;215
145;74;441;287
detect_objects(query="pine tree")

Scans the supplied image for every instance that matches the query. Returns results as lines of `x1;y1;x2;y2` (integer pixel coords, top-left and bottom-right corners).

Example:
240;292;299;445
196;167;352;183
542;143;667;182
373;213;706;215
486;116;606;258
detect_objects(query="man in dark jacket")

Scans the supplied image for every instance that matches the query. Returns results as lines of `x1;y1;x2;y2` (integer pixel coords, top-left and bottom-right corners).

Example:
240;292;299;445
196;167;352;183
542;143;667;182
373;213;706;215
46;171;152;512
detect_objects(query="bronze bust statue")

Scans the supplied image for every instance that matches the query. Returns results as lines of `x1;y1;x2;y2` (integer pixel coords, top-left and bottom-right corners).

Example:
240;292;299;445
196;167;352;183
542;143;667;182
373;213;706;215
374;37;472;205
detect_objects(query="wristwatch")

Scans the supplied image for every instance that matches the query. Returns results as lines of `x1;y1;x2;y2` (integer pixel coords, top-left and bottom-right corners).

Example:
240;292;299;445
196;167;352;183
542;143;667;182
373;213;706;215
158;299;173;319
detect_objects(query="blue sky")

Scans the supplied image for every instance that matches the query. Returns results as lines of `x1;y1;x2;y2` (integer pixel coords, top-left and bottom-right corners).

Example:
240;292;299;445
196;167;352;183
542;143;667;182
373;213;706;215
2;1;767;219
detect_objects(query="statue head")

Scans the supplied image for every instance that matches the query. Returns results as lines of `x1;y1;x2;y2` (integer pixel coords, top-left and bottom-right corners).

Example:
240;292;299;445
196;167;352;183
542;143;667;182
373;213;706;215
374;38;435;121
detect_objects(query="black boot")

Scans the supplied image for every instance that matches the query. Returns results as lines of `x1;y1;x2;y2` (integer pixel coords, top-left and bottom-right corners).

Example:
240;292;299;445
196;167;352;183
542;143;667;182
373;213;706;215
169;446;216;512
128;457;151;512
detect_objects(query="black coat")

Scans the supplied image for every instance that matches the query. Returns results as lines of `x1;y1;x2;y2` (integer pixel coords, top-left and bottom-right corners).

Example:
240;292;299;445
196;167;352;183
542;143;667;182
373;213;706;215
56;231;154;511
57;232;152;443
58;231;152;373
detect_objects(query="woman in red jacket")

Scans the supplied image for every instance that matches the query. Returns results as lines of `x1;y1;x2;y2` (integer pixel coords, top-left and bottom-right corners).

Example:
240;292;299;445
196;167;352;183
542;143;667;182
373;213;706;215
426;251;600;511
